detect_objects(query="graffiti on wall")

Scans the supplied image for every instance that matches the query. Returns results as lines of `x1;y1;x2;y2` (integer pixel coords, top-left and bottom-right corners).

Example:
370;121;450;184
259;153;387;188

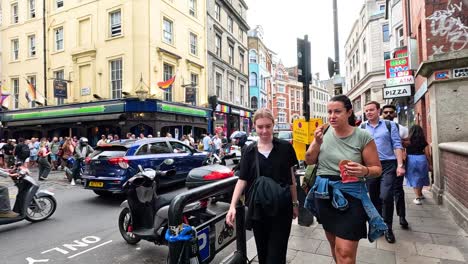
426;1;467;55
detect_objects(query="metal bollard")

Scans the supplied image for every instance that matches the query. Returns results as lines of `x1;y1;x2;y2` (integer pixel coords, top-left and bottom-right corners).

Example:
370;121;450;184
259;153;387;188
296;173;315;226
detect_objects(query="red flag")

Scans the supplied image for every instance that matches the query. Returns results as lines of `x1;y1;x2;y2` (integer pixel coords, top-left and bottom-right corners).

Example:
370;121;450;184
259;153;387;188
157;76;176;90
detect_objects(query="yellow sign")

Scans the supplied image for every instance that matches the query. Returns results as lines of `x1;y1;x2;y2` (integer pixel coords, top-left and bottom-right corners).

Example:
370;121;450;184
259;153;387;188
292;118;324;161
292;119;309;144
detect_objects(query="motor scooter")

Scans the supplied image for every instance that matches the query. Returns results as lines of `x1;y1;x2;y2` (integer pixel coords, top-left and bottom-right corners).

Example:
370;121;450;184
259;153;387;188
118;159;226;245
0;164;57;225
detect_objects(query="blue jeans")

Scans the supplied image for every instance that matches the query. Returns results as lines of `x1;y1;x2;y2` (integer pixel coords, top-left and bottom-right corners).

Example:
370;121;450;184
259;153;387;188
0;185;11;212
305;176;388;242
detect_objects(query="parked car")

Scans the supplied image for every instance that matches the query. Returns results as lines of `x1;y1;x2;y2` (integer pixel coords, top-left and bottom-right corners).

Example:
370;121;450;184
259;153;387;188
81;138;208;196
274;131;293;143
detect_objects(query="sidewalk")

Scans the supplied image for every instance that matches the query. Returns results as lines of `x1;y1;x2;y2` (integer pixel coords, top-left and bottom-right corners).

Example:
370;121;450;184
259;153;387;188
250;187;468;264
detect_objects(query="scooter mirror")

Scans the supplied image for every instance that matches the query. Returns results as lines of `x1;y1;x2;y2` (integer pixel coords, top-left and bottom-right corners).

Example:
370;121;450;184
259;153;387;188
138;164;144;172
163;159;174;166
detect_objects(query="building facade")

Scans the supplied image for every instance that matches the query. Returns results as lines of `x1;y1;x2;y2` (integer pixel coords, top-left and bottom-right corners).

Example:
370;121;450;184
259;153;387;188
0;0;210;141
270;61;290;130
206;0;251;137
248;25;272;110
310;77;330;122
285;66;302;124
344;0;391;120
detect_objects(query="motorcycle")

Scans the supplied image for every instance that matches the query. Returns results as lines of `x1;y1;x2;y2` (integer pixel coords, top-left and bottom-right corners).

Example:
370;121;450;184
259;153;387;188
64;157;85;183
118;159;231;245
0;163;57;225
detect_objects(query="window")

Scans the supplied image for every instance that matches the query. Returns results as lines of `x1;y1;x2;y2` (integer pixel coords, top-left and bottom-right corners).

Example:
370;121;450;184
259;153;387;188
397;26;404;47
238;29;243;41
384;51;391;60
55;27;64;51
189;0;197;17
382;24;389;42
11;39;19;60
278;112;286;123
363;62;367;75
215;72;222;97
56;0;63;8
250;72;257;86
297;103;300;111
249;50;257;63
240;83;245;106
189;32;198;55
365;89;371;103
163;18;173;44
356;49;359;64
28;76;36;107
11;3;19;24
229;79;234;102
169;142;191;154
215;34;222;57
215;3;221;21
239;51;244;71
228;44;234;65
379;5;385;11
277;98;286;108
296;91;300;99
110;58;123;99
362;38;366;53
110;10;122;37
227;16;233;33
54;70;65;105
163;63;174;101
12;78;19;109
277;84;285;93
185;73;198;105
239;4;243;17
29;0;36;18
28;35;36;57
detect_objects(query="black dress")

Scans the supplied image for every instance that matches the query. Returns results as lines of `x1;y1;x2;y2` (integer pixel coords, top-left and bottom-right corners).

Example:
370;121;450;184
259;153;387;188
239;138;298;264
315;175;368;241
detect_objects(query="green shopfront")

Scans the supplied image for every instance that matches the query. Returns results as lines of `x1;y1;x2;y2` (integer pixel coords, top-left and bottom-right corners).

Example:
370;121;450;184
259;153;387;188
0;99;211;146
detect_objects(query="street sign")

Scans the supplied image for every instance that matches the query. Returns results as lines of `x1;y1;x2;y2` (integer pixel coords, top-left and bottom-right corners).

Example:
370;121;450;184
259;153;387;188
293;119;309;144
292;118;323;160
53;79;68;98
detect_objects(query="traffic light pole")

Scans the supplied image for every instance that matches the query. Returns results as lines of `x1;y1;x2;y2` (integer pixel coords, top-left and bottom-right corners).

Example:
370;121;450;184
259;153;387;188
297;35;311;121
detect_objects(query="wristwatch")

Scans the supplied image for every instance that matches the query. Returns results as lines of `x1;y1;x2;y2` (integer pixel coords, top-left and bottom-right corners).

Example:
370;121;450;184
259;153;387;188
292;201;300;207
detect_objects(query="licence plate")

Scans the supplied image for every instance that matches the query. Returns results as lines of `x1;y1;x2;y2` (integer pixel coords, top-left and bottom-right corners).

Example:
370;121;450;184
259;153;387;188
89;181;104;188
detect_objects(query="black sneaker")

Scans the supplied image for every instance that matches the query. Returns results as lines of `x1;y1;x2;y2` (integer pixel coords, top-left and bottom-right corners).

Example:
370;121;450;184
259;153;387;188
399;217;409;229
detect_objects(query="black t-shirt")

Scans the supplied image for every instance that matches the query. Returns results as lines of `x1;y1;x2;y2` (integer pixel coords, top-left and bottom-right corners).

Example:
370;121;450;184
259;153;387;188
1;144;14;155
406;141;428;155
239;137;298;187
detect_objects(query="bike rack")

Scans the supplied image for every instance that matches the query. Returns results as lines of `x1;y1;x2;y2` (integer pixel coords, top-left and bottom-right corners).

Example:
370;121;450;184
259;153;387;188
167;176;248;264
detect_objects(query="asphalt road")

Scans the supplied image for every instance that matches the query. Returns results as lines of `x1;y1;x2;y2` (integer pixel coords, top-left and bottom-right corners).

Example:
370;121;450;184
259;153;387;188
0;166;248;264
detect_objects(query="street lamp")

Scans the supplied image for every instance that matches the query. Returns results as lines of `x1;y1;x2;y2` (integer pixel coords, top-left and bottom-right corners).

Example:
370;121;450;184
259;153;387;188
135;74;150;101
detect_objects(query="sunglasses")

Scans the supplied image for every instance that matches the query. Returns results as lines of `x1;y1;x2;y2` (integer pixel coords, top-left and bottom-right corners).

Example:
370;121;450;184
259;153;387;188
383;111;395;114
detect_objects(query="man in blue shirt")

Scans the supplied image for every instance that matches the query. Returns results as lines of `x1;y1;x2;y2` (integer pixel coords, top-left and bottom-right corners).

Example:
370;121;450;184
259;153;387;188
363;101;405;244
202;134;212;152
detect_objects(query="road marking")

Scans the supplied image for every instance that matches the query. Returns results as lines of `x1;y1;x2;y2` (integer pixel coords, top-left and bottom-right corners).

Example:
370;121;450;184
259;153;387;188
67;240;112;259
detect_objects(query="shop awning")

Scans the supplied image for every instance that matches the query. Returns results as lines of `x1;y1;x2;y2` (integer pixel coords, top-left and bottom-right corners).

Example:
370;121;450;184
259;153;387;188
4;114;123;127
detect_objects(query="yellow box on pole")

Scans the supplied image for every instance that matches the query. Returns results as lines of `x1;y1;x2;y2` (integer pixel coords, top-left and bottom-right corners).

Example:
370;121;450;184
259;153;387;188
292;118;323;160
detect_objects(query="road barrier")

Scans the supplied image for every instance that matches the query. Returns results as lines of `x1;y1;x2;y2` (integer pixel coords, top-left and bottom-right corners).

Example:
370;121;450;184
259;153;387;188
167;177;247;264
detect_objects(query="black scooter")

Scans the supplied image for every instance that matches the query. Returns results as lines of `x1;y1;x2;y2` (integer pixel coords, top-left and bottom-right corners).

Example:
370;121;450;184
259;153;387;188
118;159;217;245
0;164;57;225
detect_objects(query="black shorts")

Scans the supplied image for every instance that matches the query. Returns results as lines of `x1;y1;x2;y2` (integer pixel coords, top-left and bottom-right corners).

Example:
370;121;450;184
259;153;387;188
315;176;367;241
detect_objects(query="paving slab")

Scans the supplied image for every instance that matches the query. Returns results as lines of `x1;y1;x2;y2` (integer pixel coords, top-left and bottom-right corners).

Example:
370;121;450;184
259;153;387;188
415;243;466;262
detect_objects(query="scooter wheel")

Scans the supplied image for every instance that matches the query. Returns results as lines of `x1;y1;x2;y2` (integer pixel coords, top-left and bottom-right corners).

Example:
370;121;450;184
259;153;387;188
118;208;141;245
25;196;57;223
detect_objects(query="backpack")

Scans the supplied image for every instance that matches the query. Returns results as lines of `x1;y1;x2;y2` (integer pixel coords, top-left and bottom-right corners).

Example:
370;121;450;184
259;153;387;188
360;120;398;133
17;144;31;160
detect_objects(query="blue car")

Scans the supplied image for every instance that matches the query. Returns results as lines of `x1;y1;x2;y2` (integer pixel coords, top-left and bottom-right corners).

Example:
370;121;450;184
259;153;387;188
81;138;208;196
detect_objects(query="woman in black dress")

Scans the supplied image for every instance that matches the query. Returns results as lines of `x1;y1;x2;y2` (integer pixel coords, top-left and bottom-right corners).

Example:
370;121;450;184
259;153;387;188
226;108;299;264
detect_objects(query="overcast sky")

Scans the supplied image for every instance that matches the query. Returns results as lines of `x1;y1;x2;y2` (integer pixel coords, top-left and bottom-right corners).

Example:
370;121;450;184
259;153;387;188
246;0;365;80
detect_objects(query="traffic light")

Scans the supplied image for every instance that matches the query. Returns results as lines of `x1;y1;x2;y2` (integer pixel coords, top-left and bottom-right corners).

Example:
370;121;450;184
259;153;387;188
297;36;311;121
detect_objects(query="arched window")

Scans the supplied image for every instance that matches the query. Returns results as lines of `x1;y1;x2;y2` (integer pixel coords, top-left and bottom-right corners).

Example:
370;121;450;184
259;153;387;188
249;50;257;63
251;96;258;109
249;72;257;86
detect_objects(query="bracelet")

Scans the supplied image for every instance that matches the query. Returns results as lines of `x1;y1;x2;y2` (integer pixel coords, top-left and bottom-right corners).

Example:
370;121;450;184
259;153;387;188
364;166;370;177
292;201;299;207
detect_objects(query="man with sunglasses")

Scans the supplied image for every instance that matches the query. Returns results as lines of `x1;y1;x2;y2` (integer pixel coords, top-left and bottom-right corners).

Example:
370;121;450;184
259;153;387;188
381;105;409;231
362;101;405;244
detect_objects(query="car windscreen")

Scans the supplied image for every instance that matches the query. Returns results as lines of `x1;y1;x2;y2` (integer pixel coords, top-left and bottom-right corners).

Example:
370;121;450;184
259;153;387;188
90;146;128;159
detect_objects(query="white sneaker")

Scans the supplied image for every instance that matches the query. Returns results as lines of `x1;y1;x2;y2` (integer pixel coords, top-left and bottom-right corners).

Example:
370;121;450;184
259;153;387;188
413;198;422;205
71;179;76;186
